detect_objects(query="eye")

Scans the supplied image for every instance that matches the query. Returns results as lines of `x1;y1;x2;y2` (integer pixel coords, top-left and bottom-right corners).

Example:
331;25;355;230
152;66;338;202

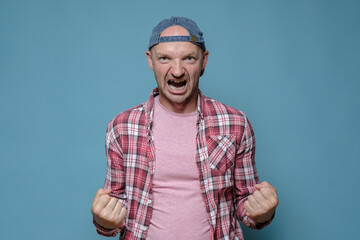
184;56;196;63
159;56;169;63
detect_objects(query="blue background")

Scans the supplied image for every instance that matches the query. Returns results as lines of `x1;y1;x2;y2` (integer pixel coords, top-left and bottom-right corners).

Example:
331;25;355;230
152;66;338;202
1;0;359;239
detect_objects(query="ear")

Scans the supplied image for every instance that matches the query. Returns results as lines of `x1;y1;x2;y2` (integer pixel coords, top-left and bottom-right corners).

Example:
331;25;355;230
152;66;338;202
146;50;154;71
201;50;209;71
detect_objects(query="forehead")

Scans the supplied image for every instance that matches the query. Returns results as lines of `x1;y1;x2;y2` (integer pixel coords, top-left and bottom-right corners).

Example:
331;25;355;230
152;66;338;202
151;41;202;56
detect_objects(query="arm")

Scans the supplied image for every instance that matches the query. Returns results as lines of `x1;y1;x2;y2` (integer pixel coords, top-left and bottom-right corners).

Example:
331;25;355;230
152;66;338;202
91;121;128;236
233;116;277;229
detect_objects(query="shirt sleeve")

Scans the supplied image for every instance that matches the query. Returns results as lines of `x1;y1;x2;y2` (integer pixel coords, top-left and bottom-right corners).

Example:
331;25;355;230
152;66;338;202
233;115;272;229
93;217;122;237
93;119;128;236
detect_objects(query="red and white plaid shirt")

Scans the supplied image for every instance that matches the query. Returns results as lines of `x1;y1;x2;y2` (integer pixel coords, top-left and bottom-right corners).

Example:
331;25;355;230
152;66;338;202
94;88;271;239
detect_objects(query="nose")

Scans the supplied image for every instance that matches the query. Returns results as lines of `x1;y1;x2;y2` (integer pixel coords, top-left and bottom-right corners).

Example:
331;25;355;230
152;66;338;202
170;59;185;78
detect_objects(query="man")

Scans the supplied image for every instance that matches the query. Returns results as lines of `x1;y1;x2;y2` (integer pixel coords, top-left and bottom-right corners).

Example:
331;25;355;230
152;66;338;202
91;16;278;240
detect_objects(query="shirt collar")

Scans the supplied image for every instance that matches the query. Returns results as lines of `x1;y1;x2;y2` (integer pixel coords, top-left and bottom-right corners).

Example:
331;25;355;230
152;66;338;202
145;87;205;122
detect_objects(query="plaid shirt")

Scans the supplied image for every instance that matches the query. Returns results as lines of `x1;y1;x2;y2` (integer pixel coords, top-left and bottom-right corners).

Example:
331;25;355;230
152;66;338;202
94;88;271;239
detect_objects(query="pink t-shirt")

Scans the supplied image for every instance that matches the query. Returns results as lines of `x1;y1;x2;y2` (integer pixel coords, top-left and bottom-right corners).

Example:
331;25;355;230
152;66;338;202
146;97;210;240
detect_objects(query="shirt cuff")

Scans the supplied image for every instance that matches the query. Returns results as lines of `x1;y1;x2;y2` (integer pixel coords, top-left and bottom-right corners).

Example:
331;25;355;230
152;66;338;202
251;212;275;229
93;217;121;237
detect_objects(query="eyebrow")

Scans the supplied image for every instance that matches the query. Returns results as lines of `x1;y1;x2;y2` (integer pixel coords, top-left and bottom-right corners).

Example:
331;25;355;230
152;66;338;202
156;52;167;56
187;51;197;56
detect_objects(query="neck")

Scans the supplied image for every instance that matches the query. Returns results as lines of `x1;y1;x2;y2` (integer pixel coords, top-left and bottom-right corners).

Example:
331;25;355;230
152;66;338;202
158;95;198;114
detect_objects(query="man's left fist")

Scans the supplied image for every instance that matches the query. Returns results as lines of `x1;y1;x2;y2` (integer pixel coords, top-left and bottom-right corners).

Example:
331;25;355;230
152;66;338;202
244;181;278;223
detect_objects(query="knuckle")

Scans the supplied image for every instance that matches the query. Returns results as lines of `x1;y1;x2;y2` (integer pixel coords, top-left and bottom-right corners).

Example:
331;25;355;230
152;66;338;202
117;201;124;208
91;206;101;215
254;191;262;198
272;197;279;207
262;203;271;212
100;194;110;202
99;211;109;220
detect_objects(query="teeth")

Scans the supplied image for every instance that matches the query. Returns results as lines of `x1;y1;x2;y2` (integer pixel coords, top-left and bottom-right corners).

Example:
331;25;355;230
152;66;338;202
169;80;185;84
169;85;185;90
168;79;186;91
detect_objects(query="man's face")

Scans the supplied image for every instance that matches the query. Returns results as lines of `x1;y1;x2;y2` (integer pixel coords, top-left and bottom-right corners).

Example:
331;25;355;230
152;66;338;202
146;26;209;113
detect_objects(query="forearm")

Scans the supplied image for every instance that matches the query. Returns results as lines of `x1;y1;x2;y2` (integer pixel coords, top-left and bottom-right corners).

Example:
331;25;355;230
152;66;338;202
233;115;270;229
92;122;128;236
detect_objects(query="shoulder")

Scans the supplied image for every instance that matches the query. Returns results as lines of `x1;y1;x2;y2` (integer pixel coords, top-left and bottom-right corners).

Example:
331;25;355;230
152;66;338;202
201;95;254;138
110;103;147;126
106;102;148;139
202;95;248;122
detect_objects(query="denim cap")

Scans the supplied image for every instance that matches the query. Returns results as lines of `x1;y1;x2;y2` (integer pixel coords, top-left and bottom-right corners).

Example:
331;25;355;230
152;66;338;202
148;16;206;51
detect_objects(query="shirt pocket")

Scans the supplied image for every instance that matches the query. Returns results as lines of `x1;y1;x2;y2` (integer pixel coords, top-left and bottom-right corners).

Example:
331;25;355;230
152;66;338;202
206;135;236;173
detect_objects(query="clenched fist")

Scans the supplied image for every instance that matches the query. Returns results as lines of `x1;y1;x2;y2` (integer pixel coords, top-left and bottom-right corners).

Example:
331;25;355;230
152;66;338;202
91;188;127;229
244;181;278;223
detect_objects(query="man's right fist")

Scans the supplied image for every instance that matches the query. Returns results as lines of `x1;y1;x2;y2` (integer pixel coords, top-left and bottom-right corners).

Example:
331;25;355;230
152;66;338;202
91;188;127;229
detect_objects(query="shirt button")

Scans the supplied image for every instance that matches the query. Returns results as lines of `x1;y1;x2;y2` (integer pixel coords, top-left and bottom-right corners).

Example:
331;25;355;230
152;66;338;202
147;200;152;205
218;136;222;140
141;226;147;231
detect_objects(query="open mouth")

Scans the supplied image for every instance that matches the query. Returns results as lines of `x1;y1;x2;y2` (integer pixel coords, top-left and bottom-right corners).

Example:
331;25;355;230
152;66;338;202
168;79;187;91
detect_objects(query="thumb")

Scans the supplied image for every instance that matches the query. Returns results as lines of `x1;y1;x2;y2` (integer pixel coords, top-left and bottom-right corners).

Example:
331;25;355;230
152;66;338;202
97;188;112;196
102;188;112;194
254;184;262;191
93;188;112;204
254;181;266;190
